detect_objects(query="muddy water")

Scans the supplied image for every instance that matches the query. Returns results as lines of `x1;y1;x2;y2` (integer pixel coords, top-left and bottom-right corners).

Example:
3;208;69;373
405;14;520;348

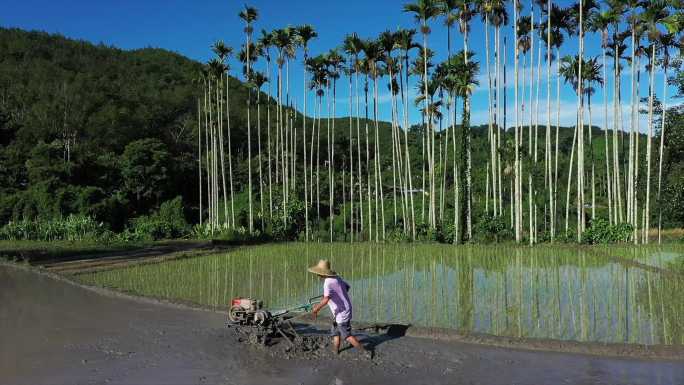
77;244;684;346
4;263;684;385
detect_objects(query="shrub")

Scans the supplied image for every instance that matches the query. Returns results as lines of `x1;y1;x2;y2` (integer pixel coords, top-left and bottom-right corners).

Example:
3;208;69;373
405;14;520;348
474;215;510;243
436;222;457;244
386;226;411;242
128;196;189;240
414;221;433;241
191;223;215;239
192;224;264;243
267;197;306;241
581;218;633;244
0;215;104;241
557;230;577;243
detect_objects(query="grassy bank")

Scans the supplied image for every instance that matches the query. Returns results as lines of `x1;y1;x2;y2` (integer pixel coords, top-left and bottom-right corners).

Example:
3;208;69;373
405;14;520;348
0;240;154;264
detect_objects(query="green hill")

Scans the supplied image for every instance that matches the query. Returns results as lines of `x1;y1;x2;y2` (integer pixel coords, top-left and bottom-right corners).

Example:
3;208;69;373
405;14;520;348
2;27;679;234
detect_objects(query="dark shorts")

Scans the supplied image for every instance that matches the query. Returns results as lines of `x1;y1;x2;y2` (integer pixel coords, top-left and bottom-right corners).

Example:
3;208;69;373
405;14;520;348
330;321;352;340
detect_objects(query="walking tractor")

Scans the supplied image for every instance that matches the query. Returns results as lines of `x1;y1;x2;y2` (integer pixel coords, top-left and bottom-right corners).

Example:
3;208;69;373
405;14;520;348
227;295;322;348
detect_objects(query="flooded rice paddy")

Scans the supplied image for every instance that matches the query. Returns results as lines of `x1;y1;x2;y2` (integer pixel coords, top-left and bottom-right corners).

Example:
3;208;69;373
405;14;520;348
76;244;684;346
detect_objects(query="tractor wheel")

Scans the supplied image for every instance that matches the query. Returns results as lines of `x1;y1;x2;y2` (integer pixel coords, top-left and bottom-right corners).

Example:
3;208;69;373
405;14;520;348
228;306;241;323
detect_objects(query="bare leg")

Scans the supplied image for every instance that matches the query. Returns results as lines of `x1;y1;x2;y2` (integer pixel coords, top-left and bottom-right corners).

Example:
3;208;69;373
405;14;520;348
345;336;366;351
332;336;341;354
346;335;373;359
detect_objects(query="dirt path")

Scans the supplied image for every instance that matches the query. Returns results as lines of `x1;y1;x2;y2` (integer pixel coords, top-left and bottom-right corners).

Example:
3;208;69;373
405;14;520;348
37;240;227;274
2;264;683;385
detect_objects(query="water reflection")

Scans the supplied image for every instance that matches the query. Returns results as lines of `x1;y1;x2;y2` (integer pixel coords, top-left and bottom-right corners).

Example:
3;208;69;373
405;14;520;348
77;244;684;345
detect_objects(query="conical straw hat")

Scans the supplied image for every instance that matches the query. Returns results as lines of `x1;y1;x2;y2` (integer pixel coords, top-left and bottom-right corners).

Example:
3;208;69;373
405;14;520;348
307;259;337;277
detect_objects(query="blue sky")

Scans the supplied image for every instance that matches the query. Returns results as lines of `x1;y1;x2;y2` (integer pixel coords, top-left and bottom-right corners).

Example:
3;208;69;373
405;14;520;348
2;0;676;129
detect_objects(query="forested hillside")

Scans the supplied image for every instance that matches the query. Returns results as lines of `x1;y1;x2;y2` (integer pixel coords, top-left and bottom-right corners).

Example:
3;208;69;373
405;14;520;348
0;28;229;230
1;27;682;239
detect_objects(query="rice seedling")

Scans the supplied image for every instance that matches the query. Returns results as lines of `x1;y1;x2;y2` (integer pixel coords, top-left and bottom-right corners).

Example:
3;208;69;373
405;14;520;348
76;243;684;345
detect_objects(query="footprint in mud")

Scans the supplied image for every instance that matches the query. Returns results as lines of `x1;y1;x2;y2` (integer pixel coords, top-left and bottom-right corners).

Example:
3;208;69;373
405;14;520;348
227;325;380;364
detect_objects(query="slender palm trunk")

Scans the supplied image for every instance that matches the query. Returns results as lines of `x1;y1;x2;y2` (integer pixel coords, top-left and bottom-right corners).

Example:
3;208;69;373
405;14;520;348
633;57;642;243
342;165;346;237
226;76;235;227
645;45;656;243
613;39;623;224
287;59;294;195
461;94;472;242
421;20;433;230
284;60;290;205
373;69;385;240
355;62;364;236
497;28;504;217
302;54;309;240
534;18;542;244
463;25;472;240
364;72;372;240
207;80;213;228
283;60;290;216
514;3;521;242
628;28;636;239
421;112;426;223
546;0;553;240
275;60;281;196
403;53;416;238
327;79;333;241
204;80;211;229
266;57;273;219
219;75;229;227
452;95;458;241
554;47;561;235
246;32;253;233
275;58;282;220
602;44;612;225
576;0;585;241
485;15;497;217
390;66;398;227
588;92;595;222
565;124;578;233
348;62;355;241
212;79;219;229
528;5;536;245
198;98;203;226
394;84;407;232
332;77;337;240
317;91;322;225
440;97;448;221
657;64;668;244
257;89;264;231
310;89;317;225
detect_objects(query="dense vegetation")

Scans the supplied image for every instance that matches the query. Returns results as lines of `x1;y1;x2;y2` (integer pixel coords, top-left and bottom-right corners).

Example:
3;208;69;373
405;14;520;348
0;16;683;244
0;27;200;231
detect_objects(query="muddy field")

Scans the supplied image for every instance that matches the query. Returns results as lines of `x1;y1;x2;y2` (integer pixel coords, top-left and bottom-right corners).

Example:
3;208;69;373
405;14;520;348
2;263;684;385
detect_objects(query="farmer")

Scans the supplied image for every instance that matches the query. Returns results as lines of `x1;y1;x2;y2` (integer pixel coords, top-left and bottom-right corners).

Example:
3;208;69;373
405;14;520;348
308;259;372;358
